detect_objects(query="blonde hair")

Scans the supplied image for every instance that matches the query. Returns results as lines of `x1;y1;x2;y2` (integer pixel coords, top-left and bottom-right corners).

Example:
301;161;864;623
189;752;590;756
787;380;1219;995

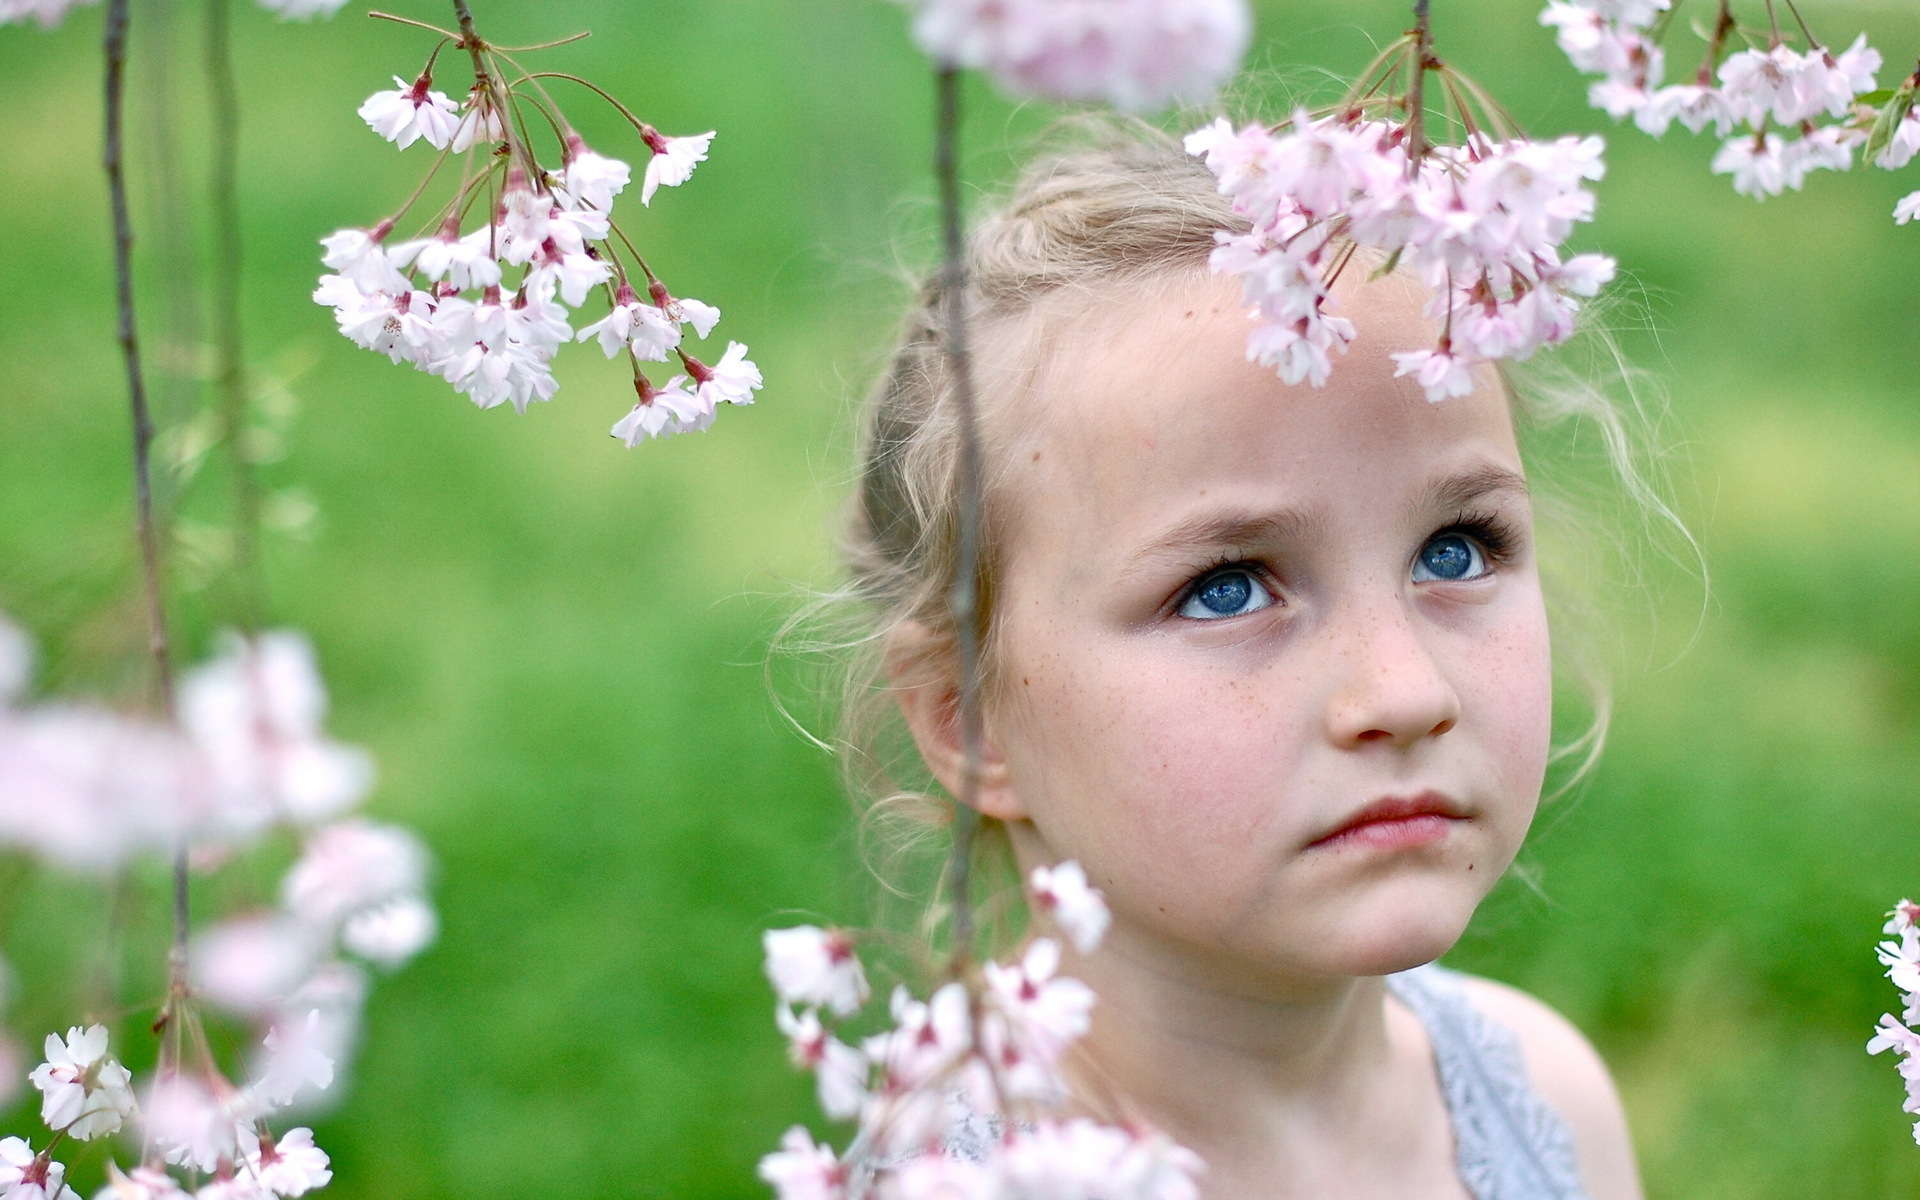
808;114;1691;937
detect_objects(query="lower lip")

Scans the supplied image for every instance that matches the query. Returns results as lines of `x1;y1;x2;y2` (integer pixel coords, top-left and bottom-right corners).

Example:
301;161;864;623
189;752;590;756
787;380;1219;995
1311;813;1461;852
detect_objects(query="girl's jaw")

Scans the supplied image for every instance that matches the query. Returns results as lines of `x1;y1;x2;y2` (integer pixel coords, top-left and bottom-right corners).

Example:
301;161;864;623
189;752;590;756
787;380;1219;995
972;270;1554;987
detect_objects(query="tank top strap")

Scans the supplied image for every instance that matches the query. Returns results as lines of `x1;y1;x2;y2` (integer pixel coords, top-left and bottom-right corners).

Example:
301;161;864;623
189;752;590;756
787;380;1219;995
1385;964;1590;1200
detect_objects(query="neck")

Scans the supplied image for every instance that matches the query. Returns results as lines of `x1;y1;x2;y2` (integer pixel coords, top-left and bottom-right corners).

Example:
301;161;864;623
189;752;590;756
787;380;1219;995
1068;924;1397;1144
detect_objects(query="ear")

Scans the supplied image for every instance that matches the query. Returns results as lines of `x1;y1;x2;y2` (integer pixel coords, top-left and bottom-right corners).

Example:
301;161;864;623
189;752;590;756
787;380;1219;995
885;619;1028;822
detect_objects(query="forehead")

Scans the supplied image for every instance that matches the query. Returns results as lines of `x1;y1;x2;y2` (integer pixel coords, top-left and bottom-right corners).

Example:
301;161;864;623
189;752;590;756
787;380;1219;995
996;271;1524;571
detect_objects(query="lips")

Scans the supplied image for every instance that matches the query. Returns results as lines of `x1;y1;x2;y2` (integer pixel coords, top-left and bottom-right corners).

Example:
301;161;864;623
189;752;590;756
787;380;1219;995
1306;791;1468;852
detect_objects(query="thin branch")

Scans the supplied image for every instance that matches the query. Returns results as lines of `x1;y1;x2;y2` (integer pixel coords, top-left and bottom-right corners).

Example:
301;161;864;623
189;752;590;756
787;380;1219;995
933;66;986;975
205;0;263;631
104;0;191;1002
1406;0;1434;162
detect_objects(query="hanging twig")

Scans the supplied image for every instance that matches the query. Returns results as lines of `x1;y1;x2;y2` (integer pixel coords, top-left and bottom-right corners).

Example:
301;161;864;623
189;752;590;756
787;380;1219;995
104;0;192;1001
1406;0;1435;162
932;66;986;975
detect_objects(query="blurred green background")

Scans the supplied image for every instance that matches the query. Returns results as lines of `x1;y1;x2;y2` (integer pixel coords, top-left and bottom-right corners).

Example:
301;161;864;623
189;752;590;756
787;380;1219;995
2;0;1920;1194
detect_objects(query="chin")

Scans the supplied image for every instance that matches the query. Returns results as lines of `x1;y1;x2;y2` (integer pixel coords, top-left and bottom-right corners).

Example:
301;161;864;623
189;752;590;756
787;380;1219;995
1295;873;1488;978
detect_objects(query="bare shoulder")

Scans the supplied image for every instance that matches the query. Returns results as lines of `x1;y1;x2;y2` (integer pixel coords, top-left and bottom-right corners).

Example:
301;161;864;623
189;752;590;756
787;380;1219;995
1454;973;1644;1200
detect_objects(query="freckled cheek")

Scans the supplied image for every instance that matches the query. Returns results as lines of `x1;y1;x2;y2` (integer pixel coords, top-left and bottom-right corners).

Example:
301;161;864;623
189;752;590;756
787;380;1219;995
1467;597;1554;824
1006;638;1307;884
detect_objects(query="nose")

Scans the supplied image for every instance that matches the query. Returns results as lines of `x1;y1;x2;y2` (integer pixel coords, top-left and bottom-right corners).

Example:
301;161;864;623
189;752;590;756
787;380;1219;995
1322;595;1462;750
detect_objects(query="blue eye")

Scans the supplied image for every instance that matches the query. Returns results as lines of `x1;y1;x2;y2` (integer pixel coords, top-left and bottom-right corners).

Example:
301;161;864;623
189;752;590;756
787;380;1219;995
1411;533;1488;583
1177;569;1275;620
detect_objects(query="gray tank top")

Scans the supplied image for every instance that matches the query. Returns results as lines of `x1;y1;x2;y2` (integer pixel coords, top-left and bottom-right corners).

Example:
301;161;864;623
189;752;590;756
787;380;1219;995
1387;964;1590;1200
924;964;1590;1199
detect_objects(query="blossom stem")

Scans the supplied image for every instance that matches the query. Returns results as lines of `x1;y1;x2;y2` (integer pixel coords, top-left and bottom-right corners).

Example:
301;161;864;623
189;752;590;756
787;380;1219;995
105;0;194;1006
368;9;460;39
1779;0;1821;52
933;65;986;974
1695;0;1735;85
1406;0;1434;162
494;30;590;53
517;71;654;143
206;0;264;631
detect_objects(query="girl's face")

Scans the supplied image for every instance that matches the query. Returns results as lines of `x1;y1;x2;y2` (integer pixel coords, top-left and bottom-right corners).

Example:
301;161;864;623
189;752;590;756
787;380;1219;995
982;271;1552;988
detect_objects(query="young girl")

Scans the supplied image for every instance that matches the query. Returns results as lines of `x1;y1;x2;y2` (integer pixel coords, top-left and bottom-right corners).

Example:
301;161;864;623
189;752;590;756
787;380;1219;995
836;124;1645;1200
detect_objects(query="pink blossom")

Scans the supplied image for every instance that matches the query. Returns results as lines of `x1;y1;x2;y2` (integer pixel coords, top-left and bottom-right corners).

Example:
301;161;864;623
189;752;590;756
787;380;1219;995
182;631;374;834
905;0;1250;113
247;970;362;1115
1028;861;1109;953
1876;112;1920;171
97;1163;189;1200
395;228;503;291
610;377;711;444
763;926;869;1016
776;1006;869;1120
1637;84;1732;137
254;0;350;19
0;0;95;28
252;1011;338;1111
340;894;438;968
561;138;632;212
357;75;460;150
0;705;200;872
282;819;429;931
30;1025;132;1139
1711;130;1789;198
0;1138;75;1200
757;1127;845;1200
982;939;1095;1099
864;982;972;1096
193;915;320;1015
640;130;715;205
449;89;505;153
688;341;764;409
1392;346;1479;403
879;1154;994;1200
244;1128;331;1198
577;286;683;360
144;1076;245;1174
1896;190;1920;225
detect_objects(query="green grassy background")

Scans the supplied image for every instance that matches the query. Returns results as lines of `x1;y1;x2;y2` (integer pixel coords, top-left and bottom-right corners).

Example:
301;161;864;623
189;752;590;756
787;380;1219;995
3;0;1920;1194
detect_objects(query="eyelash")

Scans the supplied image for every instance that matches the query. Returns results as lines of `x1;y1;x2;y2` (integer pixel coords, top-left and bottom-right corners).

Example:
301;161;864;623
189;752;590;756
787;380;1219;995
1170;510;1522;613
1439;509;1520;565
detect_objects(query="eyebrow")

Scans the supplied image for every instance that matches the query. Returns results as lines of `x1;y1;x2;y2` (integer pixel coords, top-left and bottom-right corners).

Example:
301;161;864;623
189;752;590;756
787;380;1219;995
1125;464;1530;572
1412;464;1531;517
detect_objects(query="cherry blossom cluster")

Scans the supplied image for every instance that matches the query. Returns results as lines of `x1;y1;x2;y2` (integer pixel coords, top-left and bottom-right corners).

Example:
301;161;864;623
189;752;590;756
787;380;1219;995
1186;110;1617;402
0;0;345;30
318;25;760;445
898;0;1251;112
756;862;1202;1200
0;613;434;1195
1868;899;1920;1143
2;1021;333;1200
1541;0;1920;220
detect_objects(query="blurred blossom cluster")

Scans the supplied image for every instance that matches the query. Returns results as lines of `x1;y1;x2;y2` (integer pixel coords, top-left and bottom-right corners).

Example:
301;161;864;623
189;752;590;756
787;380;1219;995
898;0;1250;112
318;21;760;444
0;0;345;30
1542;0;1920;217
756;863;1203;1200
0;612;435;1200
1869;900;1920;1141
1187;107;1614;402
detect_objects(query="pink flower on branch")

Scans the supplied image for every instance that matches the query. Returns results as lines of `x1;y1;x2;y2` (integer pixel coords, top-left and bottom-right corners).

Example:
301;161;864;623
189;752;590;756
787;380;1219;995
29;1024;134;1140
319;17;751;446
901;0;1252;112
358;74;460;151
